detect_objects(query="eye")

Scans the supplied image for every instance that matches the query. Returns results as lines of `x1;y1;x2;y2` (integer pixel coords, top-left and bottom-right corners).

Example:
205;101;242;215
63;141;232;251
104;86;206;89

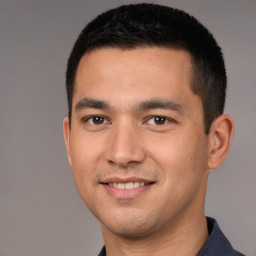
147;116;168;125
84;116;108;125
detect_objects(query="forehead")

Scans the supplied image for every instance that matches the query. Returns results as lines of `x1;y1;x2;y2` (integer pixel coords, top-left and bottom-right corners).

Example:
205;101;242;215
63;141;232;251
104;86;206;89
74;47;195;108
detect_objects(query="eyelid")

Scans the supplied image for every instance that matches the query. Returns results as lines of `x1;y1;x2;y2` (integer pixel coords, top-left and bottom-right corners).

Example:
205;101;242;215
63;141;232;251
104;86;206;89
80;115;176;126
81;115;111;124
144;115;176;125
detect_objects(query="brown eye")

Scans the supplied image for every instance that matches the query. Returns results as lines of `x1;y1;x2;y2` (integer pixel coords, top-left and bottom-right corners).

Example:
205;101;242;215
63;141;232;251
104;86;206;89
154;116;166;125
85;116;107;125
146;116;168;125
92;116;105;125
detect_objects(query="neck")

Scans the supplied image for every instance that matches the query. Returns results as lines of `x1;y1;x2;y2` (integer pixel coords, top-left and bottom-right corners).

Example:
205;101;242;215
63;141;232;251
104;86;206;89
102;172;209;256
102;213;208;256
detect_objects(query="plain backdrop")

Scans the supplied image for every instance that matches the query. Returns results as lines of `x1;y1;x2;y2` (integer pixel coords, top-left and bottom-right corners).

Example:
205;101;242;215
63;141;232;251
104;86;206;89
0;0;255;255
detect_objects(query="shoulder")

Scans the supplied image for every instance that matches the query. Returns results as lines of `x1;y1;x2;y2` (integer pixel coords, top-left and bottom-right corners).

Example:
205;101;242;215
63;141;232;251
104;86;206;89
197;217;245;256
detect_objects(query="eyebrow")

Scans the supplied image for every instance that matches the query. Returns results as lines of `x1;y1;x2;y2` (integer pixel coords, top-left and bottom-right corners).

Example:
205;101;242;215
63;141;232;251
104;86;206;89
75;97;183;114
75;98;110;112
137;99;183;113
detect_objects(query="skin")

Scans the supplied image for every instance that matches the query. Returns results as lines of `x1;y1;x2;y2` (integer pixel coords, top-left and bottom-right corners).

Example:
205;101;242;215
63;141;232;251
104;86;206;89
63;47;234;256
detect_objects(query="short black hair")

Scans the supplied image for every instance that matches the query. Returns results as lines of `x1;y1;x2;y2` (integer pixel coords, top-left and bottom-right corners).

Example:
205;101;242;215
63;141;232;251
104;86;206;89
66;3;227;133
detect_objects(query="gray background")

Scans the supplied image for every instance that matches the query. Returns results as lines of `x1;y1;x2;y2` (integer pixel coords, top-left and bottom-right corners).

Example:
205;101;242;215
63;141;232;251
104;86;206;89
0;0;255;255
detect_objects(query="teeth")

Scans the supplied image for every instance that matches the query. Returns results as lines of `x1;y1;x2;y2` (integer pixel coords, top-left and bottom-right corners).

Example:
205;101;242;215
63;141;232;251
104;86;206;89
125;182;133;189
134;182;140;188
117;183;125;189
109;181;146;189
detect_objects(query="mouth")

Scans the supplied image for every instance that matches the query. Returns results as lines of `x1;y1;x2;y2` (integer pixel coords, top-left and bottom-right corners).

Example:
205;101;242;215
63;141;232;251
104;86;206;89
100;178;155;199
108;181;149;189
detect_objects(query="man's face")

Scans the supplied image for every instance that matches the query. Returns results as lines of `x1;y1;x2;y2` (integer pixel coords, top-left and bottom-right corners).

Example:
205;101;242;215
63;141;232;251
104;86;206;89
64;47;211;238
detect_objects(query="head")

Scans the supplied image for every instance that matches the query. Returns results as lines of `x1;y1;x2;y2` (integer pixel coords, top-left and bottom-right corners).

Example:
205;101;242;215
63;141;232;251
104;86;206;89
66;3;227;134
63;3;234;240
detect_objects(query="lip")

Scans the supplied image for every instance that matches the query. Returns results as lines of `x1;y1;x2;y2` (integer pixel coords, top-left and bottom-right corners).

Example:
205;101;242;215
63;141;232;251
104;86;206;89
100;176;154;184
100;176;155;199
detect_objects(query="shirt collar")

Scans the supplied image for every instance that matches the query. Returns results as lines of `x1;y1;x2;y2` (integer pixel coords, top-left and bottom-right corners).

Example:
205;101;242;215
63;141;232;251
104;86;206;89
98;217;244;256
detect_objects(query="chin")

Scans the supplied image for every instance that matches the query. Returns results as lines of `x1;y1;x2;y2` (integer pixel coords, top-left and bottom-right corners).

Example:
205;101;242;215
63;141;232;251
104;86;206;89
101;212;159;238
105;224;154;238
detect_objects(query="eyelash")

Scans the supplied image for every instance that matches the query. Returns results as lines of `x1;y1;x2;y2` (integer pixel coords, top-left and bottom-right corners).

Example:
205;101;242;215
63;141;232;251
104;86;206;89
146;116;174;125
81;115;175;126
81;116;110;125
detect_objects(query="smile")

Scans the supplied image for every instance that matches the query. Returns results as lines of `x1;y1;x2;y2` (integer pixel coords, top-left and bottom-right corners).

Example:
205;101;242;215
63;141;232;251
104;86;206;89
108;181;146;189
102;179;155;199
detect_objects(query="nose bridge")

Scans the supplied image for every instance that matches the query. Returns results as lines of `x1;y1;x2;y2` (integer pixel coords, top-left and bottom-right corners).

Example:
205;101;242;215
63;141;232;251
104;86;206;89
107;119;145;166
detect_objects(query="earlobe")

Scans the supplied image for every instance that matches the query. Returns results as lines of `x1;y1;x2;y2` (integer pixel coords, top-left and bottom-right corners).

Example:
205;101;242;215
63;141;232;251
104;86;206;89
63;117;72;167
208;114;234;170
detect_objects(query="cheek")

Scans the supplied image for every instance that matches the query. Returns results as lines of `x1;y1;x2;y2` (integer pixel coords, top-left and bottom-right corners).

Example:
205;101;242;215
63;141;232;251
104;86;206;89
70;130;104;167
69;134;102;196
148;132;208;187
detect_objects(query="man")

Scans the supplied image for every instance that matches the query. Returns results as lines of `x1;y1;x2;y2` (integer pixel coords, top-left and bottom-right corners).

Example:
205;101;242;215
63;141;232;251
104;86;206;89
63;3;245;256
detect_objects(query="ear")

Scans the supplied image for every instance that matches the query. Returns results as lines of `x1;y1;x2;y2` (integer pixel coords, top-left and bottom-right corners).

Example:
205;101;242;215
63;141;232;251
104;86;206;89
63;117;72;167
208;114;234;170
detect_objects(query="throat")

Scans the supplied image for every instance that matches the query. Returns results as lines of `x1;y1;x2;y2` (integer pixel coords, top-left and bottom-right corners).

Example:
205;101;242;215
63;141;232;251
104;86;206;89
101;215;208;256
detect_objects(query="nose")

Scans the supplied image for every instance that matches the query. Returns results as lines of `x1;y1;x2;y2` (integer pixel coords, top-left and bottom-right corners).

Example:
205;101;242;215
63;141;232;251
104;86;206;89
106;123;146;167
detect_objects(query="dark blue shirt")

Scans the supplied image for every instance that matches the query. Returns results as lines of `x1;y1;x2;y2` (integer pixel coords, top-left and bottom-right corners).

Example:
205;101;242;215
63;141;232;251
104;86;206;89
98;217;245;256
